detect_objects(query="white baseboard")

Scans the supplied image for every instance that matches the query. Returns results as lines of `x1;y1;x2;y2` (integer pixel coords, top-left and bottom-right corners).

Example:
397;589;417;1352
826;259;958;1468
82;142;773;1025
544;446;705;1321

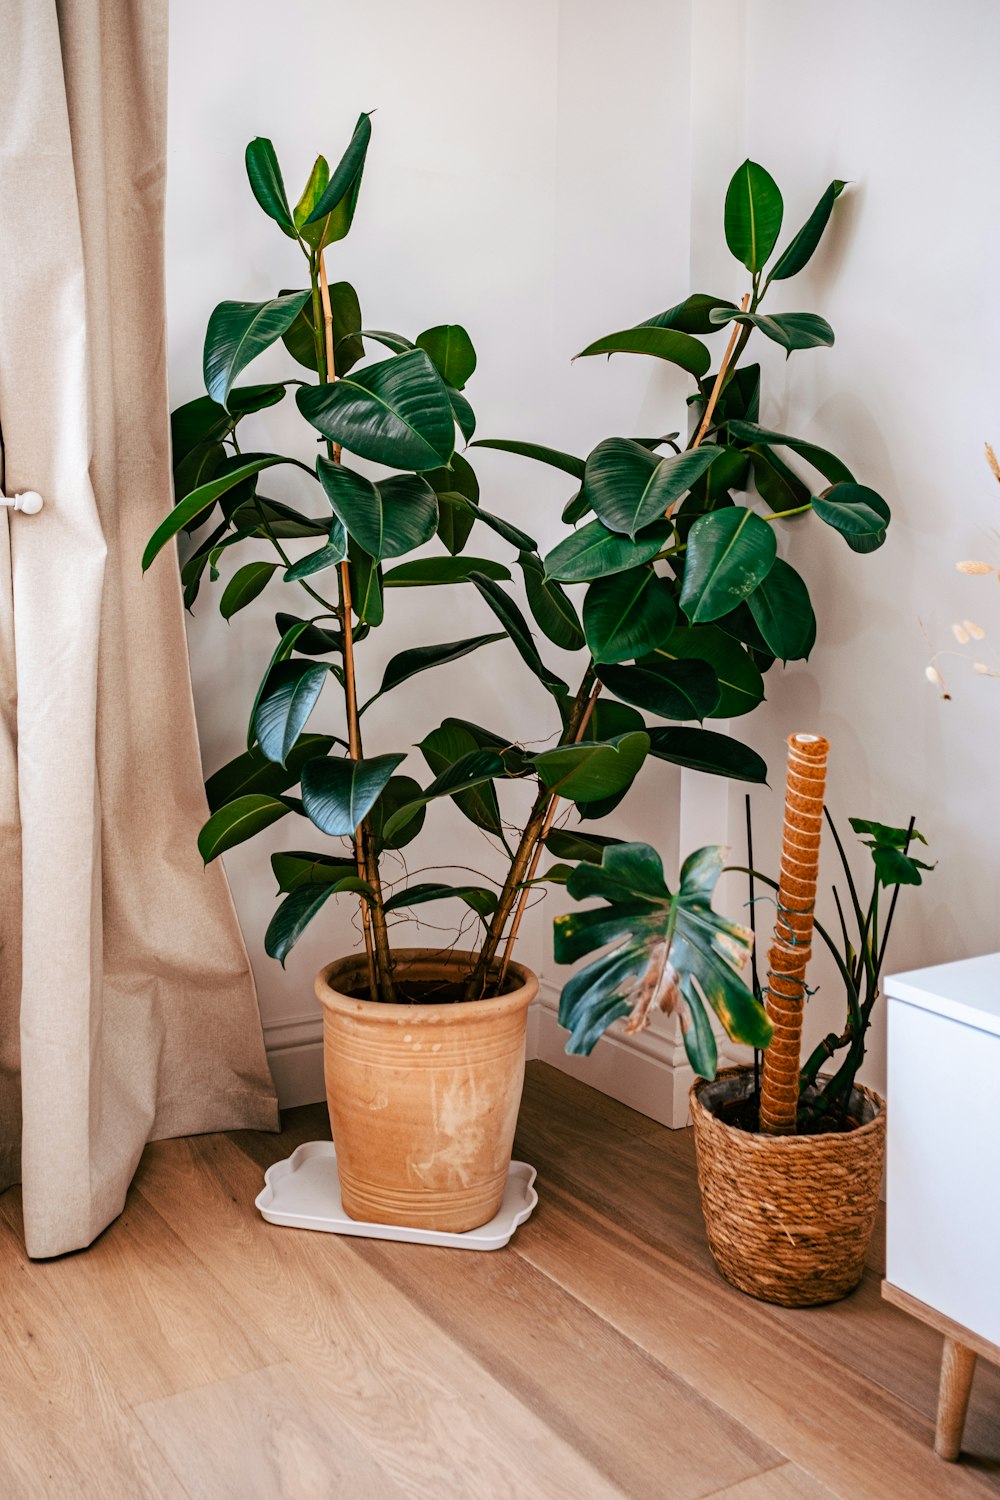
264;982;724;1128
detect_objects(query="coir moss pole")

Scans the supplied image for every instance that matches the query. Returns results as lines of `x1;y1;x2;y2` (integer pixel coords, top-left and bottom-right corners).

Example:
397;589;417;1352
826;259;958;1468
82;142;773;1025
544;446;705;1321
759;733;830;1135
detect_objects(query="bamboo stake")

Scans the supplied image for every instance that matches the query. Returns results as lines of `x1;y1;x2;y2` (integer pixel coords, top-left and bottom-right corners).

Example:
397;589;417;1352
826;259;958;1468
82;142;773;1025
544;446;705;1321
759;733;830;1135
690;293;750;452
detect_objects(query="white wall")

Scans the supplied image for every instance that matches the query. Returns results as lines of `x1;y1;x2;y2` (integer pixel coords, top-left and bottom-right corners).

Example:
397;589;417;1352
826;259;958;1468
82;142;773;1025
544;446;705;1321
166;0;1000;1107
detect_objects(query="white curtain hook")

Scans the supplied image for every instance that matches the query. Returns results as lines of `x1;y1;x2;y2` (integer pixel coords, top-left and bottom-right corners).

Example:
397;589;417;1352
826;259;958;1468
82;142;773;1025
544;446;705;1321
0;490;44;513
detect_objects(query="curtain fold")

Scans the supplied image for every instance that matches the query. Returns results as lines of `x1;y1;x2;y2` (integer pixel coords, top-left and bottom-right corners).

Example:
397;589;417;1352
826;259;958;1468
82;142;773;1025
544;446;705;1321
0;0;278;1259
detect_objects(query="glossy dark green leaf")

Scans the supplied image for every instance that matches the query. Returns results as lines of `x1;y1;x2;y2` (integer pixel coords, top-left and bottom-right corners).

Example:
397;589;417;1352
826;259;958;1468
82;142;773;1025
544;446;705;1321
470;439;585;480
144;456;291;569
233;496;329;540
205;735;335;813
271;849;358;893
198;794;291;864
585;439;721;539
437;493;535;552
589;698;645;739
583;568;676;664
254;660;330;765
725;420;854;485
470;572;568;698
297;349;455;470
174;440;225;505
382;555;511;587
303;113;372;242
361;633;504;711
641;295;739;335
575;327;710;379
426;453;479;555
348;543;383;626
204;293;309;409
301;752;406;837
293;154;329;231
543;518;669;584
359;329;415;356
316;457;438;561
812;483;890;552
748;446;810;513
596;659;719;721
247;619;314;748
245;138;296;237
710;308;834;355
561;490;591;525
416;325;477;390
531;732;650;804
381;750;506;843
382;882;497;917
518;552;585;651
283;534;348;581
724;160;783;272
544;828;623;864
646;726;767;783
746;557;816;660
281;281;364;375
769;180;847;282
368;774;427;851
274;615;345;656
418;722;505;837
219;561;280;620
680;506;777;623
265;878;373;965
650;625;764;718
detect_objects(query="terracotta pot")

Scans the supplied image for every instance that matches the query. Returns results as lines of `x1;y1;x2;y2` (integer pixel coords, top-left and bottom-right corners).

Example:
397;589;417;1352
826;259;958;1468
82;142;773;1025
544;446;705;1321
690;1066;886;1307
315;949;537;1233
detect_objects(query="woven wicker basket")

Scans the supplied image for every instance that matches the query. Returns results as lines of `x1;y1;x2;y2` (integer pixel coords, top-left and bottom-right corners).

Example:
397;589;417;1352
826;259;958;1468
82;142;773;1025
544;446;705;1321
691;1066;886;1307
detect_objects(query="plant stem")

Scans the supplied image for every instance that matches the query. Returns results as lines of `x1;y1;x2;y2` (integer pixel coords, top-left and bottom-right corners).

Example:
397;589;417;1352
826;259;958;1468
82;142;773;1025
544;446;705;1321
689;293;751;451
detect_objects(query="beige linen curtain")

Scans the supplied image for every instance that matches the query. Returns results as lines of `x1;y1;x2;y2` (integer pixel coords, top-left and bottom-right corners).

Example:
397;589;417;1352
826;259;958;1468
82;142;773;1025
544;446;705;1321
0;0;278;1259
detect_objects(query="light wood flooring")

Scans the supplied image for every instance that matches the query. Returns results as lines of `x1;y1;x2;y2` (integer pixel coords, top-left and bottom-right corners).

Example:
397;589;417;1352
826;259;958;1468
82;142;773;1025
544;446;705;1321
0;1060;998;1498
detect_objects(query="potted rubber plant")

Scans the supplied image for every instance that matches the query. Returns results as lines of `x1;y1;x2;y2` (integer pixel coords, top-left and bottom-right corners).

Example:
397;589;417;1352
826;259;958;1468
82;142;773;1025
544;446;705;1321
146;133;887;1235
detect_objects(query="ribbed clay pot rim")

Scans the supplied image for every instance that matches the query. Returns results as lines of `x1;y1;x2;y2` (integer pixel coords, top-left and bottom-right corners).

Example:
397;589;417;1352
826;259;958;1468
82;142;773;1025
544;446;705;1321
690;1065;885;1150
315;947;538;1023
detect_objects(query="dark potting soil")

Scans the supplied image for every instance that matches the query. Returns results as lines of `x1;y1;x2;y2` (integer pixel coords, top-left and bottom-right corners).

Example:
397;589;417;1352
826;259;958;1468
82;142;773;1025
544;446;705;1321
714;1092;863;1136
346;980;504;1006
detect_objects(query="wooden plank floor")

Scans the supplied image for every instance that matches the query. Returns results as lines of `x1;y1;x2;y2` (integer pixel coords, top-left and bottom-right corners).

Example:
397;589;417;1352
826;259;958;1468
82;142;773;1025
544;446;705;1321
0;1060;997;1498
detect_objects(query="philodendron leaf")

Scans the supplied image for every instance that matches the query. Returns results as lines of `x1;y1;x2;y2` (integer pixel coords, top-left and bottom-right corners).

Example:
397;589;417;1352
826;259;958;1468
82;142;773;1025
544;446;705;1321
709;308;835;355
265;878;374;965
849;817;933;890
724;160;783;273
253;660;330;766
144;456;292;569
746;557;816;661
470;572;569;699
646;726;767;783
543;518;670;584
531;732;650;804
382;882;498;917
316;457;438;561
297;349;455;470
361;633;505;712
553;842;771;1070
301;752;406;837
219;561;280;620
470;439;586;480
596;659;720;722
416;325;477;390
679;506;778;623
641;295;739;335
769;180;847;282
812;483;891;553
198;794;291;864
649;626;764;719
381;750;507;843
583;567;677;664
302;112;372;243
205;735;335;813
204;293;310;409
575;327;711;379
584;438;721;539
245;138;296;238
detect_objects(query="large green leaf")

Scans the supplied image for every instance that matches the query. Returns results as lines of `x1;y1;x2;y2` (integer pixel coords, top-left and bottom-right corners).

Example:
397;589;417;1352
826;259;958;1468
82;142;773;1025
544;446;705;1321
584;438;720;539
436;492;535;553
302;113;372;243
316;457;438;561
518;552;585;651
271;849;358;893
293;155;329;233
205;735;335;812
382;750;506;843
769;180;847;282
347;543;383;626
641;295;739;335
531;732;650;804
416;325;477;390
283;535;348;582
583;568;677;664
596;659;719;721
426;453;479;556
543;518;669;584
265;878;373;965
144;456;291;570
247;618;314;747
301;753;406;837
812;483;890;552
282;280;364;375
710;308;834;355
198;794;291;864
650;626;764;718
361;633;504;712
545;828;623;863
204;294;309;409
554;843;770;1069
382;556;511;588
219;561;280;621
646;726;767;783
746;557;816;660
273;615;346;656
297;349;455;470
725;420;854;485
575;327;710;379
724;160;783;273
382;882;497;918
367;775;427;851
470;572;568;698
254;661;330;766
244;138;296;238
679;507;777;623
470;438;585;480
418;721;505;837
233;495;328;540
749;446;810;513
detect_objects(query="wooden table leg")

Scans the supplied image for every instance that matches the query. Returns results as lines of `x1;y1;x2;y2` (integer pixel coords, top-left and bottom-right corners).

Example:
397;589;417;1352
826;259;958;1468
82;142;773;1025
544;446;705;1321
935;1337;977;1461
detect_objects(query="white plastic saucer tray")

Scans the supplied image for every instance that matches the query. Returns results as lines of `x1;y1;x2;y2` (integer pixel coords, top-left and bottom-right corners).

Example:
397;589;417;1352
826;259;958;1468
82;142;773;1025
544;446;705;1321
255;1140;538;1251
